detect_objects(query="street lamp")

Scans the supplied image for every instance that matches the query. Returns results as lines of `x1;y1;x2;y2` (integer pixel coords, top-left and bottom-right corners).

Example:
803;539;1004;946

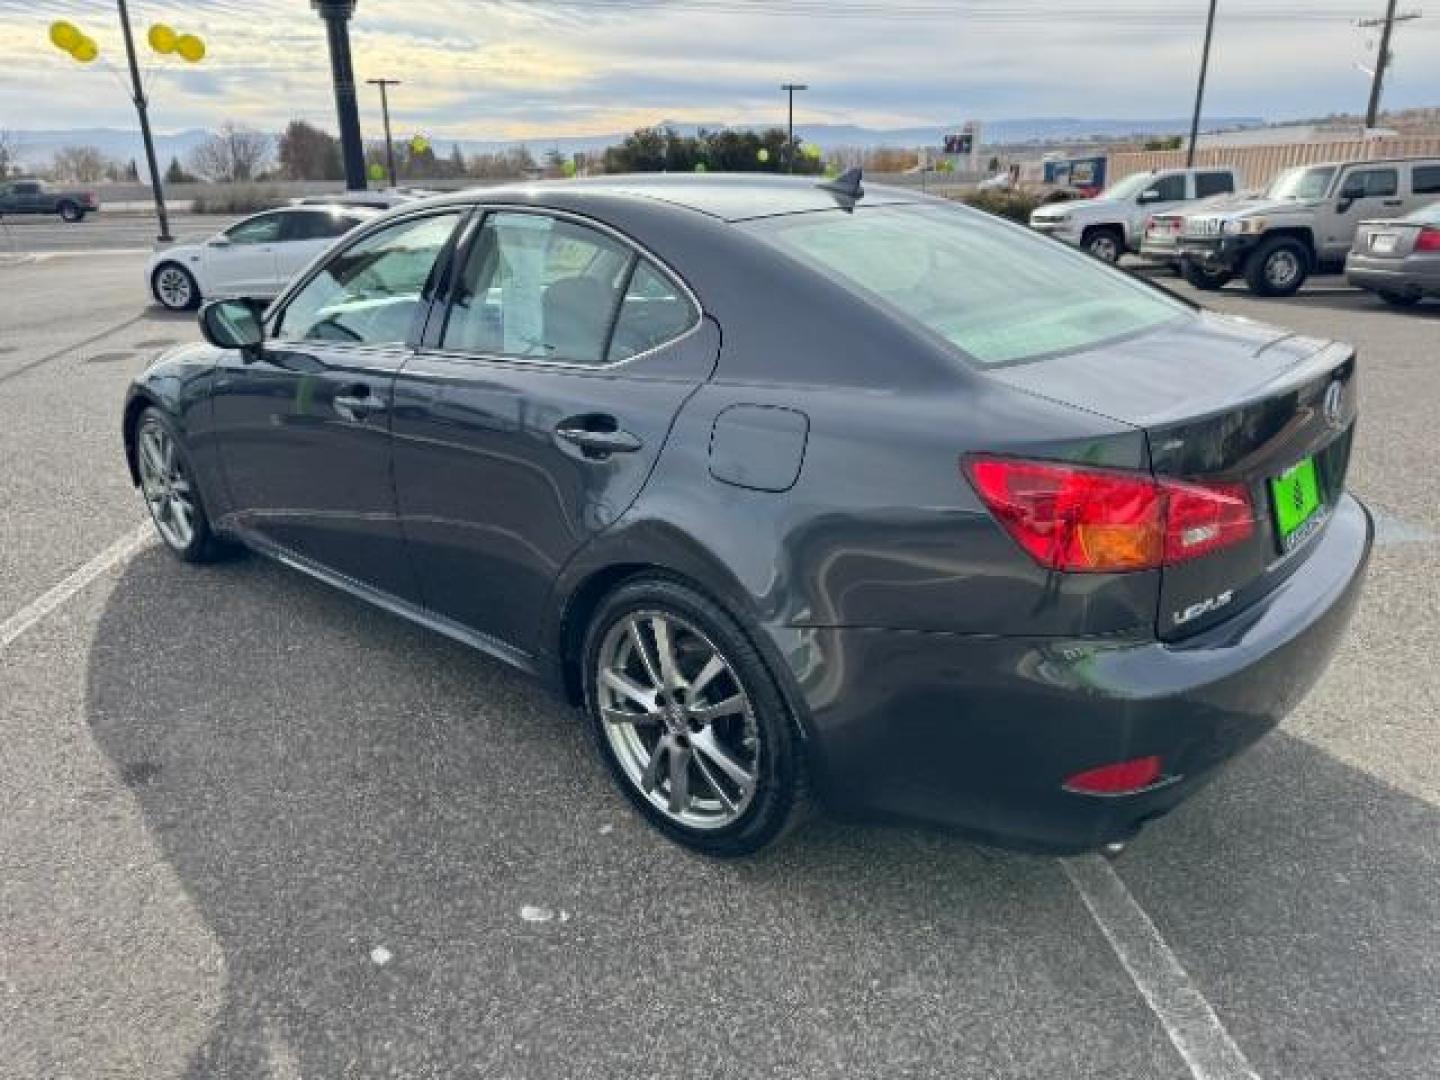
366;78;401;188
782;83;808;173
312;0;366;190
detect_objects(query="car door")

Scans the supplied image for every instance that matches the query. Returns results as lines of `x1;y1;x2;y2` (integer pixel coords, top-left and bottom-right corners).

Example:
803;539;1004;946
1325;165;1403;259
272;209;363;293
209;208;468;601
207;211;286;297
9;181;43;212
390;208;718;655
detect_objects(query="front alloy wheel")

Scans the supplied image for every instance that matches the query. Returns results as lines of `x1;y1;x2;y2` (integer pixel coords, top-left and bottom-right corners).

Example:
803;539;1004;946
584;579;805;855
135;408;227;562
152;263;199;311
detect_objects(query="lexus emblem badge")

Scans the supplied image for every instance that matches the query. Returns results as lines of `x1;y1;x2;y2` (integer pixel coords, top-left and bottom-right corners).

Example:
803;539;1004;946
1323;380;1344;429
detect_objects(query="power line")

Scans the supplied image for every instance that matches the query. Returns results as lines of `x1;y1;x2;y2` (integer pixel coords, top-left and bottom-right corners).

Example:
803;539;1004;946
1357;2;1424;127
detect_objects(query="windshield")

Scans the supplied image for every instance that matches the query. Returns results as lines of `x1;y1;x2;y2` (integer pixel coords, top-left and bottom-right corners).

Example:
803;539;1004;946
1267;166;1336;200
754;204;1187;367
1101;173;1157;201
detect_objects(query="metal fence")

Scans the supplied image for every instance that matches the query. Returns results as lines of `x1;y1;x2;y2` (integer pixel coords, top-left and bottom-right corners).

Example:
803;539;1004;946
1109;137;1440;190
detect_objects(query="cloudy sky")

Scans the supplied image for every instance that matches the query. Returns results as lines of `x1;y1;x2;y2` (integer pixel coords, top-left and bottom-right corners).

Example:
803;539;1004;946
2;0;1437;139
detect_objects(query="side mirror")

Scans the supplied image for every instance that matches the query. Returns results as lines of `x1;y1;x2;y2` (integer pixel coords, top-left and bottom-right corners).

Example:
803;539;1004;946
200;298;264;353
1137;188;1162;204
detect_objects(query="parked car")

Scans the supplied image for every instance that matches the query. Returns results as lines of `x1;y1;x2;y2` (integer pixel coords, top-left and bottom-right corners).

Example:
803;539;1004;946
1170;157;1440;296
1141;190;1262;269
122;173;1371;857
1345;202;1440;307
146;204;377;311
0;178;99;222
291;188;432;210
1028;167;1239;262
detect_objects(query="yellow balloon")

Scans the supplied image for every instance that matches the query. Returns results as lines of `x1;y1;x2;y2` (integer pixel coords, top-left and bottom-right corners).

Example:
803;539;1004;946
757;148;770;163
175;34;205;63
148;24;177;54
410;135;430;155
70;36;99;63
50;20;82;52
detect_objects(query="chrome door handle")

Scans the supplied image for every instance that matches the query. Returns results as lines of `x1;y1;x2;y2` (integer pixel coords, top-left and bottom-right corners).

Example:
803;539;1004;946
555;422;643;457
334;389;386;421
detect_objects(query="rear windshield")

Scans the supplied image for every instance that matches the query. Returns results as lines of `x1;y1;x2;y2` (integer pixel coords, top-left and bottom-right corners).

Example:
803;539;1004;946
753;203;1186;367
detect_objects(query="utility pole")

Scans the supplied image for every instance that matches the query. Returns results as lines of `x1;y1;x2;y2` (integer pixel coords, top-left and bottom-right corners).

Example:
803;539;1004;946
1186;0;1218;168
782;83;808;172
312;1;366;190
115;0;171;241
366;78;401;188
1359;0;1421;129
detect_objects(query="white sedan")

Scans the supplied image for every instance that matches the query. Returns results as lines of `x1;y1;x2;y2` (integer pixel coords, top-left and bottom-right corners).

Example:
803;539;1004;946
147;205;377;311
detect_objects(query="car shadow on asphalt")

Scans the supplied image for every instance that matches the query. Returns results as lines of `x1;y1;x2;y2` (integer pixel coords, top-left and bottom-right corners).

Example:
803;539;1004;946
82;547;1438;1078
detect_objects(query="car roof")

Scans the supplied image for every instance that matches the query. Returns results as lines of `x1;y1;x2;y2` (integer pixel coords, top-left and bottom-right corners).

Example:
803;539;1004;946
414;173;926;223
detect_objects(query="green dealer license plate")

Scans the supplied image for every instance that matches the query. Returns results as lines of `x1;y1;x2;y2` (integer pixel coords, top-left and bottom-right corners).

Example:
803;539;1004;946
1270;457;1323;551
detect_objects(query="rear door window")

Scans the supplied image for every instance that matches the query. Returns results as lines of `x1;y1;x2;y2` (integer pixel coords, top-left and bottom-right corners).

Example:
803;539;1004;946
1410;165;1440;195
1151;174;1186;201
1195;172;1234;197
755;204;1186;367
282;210;362;242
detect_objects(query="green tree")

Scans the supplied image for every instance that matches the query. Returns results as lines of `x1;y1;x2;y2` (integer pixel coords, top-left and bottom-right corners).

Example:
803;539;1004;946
164;156;193;184
277;120;343;181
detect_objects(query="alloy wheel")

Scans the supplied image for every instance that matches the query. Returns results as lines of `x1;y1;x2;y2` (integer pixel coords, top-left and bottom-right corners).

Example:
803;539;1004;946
1088;235;1120;262
596;610;760;830
155;266;193;309
1265;250;1300;289
137;418;197;551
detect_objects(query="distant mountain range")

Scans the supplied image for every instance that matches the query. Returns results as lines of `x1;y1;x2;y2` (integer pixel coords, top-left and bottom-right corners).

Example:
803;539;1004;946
6;116;1267;169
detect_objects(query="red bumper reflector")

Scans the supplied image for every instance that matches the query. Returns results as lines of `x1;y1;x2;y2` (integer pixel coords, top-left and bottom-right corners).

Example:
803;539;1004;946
1064;755;1163;795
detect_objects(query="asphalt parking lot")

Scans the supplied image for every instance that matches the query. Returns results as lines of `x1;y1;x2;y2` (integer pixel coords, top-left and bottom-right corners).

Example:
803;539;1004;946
2;223;1438;1079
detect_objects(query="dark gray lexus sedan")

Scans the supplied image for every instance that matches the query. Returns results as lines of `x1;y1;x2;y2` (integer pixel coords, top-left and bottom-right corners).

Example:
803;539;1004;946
123;173;1371;856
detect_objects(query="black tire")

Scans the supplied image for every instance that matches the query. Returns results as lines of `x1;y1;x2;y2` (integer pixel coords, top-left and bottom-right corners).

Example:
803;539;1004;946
151;262;201;311
1180;260;1233;290
1244;236;1309;297
57;201;85;223
581;576;808;857
1083;227;1124;264
1378;290;1422;308
133;407;232;563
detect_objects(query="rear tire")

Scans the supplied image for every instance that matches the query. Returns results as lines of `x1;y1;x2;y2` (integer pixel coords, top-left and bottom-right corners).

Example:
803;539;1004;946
1244;237;1309;297
1180;260;1232;290
582;576;808;857
151;262;201;311
1378;290;1421;308
1083;227;1124;264
58;201;85;223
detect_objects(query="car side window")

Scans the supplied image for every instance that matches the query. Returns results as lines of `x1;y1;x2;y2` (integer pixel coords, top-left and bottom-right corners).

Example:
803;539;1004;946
442;212;634;365
609;261;698;362
225;212;286;245
1411;165;1440;196
1342;169;1398;198
1195;172;1233;198
1152;174;1186;201
273;211;463;346
282;210;360;242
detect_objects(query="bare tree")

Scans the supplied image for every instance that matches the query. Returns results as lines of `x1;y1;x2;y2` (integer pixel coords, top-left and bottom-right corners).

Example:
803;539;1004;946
0;129;16;178
49;145;111;184
187;122;274;183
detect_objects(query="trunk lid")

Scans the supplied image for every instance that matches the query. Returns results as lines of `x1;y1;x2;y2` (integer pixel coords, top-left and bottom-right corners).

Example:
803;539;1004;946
1354;219;1427;259
988;311;1357;639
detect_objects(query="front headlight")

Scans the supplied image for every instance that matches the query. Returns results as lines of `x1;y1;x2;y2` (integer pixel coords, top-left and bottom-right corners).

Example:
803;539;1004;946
1222;217;1267;235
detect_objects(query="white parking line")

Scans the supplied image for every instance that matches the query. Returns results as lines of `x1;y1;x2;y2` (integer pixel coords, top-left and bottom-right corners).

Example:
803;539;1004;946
1063;855;1261;1080
0;524;152;652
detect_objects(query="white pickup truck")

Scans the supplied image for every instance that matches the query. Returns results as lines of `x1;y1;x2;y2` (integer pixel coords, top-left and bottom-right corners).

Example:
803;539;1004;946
1028;167;1240;262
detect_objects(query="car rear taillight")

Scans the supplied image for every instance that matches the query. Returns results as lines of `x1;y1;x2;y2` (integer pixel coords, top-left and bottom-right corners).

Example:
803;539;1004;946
1415;226;1440;252
964;457;1253;573
1064;755;1163;795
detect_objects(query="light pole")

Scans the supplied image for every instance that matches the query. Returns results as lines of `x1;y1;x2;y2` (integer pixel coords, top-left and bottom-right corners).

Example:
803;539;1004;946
115;0;171;240
312;0;366;190
1186;0;1218;167
1359;0;1420;129
782;83;808;172
366;78;401;187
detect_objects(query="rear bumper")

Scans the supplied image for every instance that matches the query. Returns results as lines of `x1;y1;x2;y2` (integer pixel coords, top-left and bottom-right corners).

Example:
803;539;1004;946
796;492;1373;853
1346;255;1440;296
